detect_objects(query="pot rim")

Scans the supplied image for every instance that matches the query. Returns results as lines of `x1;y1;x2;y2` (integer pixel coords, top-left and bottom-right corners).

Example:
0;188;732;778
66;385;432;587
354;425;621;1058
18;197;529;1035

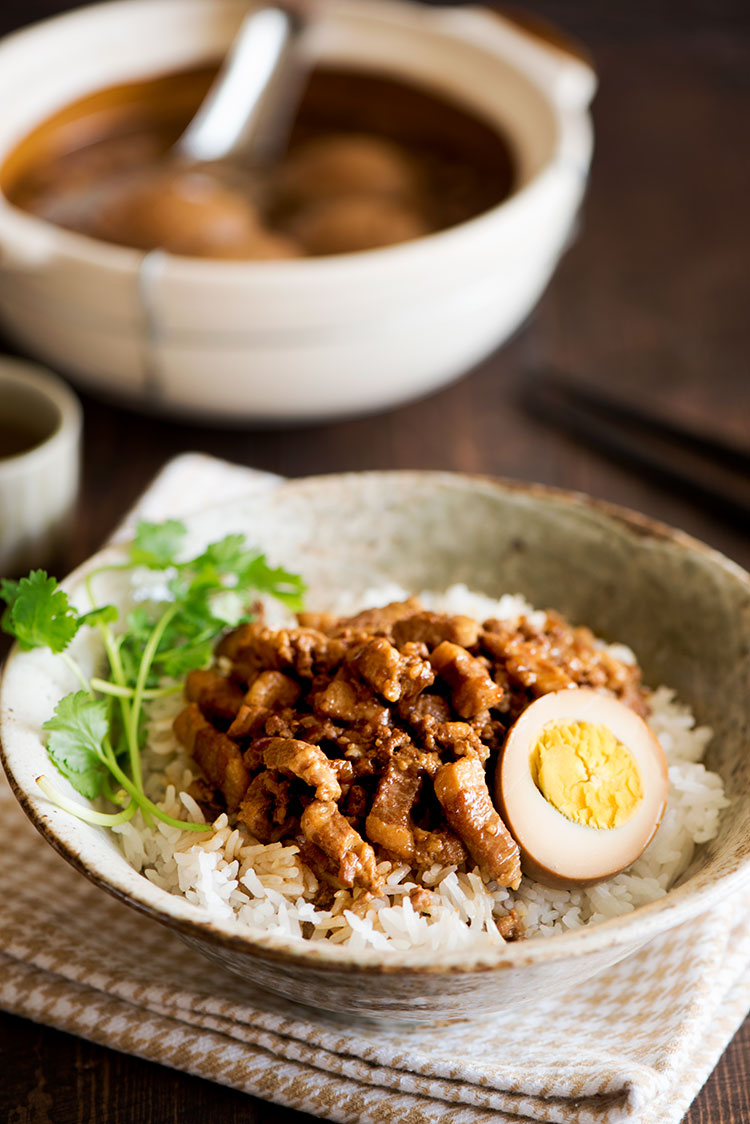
0;0;594;281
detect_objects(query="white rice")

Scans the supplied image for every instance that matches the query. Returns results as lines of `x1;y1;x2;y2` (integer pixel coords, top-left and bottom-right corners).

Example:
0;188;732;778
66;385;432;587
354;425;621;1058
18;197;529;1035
113;585;729;951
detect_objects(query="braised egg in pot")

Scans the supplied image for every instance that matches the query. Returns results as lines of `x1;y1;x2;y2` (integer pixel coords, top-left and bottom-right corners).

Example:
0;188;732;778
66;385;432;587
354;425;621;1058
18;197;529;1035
496;689;669;890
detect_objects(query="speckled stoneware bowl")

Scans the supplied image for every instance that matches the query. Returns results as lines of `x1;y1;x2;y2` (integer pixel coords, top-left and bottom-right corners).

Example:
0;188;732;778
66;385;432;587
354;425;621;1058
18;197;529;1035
1;472;749;1023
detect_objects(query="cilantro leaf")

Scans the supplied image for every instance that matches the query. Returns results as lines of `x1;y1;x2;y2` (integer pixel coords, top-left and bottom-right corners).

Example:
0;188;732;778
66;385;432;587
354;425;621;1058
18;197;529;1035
125;605;155;641
129;520;186;569
178;537;305;607
0;578;20;605
1;571;80;652
12;518;305;836
43;691;109;799
237;555;306;610
193;533;247;573
0;580;19;638
79;604;118;629
158;638;215;679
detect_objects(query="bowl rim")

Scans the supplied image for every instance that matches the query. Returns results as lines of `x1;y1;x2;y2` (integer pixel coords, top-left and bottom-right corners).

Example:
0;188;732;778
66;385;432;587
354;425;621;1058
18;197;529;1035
1;469;749;977
0;0;592;278
0;356;82;478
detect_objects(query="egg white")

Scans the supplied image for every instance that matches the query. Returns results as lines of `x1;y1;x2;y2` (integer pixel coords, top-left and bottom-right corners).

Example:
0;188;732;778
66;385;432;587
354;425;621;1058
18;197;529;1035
497;688;669;888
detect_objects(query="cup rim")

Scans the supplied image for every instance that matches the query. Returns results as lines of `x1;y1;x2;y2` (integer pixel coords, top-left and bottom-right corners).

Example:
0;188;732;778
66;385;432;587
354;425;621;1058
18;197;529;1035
0;357;82;478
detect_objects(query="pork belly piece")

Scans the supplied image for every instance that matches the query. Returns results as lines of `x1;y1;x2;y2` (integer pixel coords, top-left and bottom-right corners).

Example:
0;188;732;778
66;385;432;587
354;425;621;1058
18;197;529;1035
330;757;356;793
245;669;301;709
296;611;337;633
293;833;341;890
431;720;489;763
430;641;503;718
481;611;648;716
342;781;370;828
262;711;297;740
412;826;468;867
366;744;458;864
365;755;422;861
496;909;523;941
225;625;345;682
281;628;346;678
228;703;269;742
173;703;249;812
185;777;223;823
335;724;419;781
433;756;521;888
313;669;390;725
231;697;339;750
348;636;434;703
242;737;268;774
392;611;480;652
481;622;572;698
397;692;453;751
369;724;415;759
468;708;510;755
185;668;245;725
261;737;342;802
215;622;261;662
398;692;452;725
329;597;423;639
301;800;381;891
290;713;343;745
237;771;294;843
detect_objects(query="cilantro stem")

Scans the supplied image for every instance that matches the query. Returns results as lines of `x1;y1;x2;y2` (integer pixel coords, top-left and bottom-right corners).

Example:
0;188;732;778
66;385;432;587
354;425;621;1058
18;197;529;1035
86;562;135;582
101;780;128;806
36;775;137;827
101;753;209;832
60;653;90;694
98;621;141;788
90;677;181;700
127;602;179;790
83;564;134;610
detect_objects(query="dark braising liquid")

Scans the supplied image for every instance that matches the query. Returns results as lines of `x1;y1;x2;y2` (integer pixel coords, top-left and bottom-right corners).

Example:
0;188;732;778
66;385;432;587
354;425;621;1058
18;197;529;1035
1;64;516;258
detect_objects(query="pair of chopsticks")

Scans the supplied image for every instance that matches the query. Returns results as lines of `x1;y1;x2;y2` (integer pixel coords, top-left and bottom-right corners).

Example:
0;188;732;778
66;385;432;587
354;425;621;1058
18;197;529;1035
521;370;750;529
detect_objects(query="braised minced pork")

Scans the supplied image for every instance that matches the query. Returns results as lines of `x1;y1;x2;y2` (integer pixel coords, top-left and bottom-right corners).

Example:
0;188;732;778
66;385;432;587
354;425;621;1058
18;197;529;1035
173;599;647;933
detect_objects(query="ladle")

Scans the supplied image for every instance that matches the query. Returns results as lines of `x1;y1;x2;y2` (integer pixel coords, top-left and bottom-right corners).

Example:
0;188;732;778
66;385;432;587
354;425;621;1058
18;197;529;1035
175;3;309;169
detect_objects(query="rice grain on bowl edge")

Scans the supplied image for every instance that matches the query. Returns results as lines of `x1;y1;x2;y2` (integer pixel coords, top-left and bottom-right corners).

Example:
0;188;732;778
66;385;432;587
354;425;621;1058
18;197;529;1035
112;585;728;958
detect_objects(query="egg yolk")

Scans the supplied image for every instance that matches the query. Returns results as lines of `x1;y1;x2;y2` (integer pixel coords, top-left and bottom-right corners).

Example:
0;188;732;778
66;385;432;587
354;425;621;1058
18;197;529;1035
529;720;643;829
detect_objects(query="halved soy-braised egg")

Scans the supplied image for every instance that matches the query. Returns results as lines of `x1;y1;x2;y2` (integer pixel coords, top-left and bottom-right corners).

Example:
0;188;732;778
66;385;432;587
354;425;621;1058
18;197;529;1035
496;688;669;890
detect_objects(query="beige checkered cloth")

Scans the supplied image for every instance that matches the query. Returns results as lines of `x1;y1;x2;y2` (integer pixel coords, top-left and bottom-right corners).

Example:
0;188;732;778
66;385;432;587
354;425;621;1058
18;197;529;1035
2;454;749;1124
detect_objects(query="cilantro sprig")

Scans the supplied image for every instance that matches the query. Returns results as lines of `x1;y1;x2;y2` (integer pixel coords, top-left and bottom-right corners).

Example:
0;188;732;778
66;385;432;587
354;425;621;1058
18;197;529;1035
1;571;80;653
1;520;305;833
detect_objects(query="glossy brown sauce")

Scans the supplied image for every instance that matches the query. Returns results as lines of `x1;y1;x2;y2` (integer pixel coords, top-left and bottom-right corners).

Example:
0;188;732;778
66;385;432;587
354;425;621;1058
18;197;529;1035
2;65;516;259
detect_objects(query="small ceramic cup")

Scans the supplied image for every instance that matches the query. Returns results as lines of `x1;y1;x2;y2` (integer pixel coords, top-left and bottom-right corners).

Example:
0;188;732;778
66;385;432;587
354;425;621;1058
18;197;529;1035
0;357;82;577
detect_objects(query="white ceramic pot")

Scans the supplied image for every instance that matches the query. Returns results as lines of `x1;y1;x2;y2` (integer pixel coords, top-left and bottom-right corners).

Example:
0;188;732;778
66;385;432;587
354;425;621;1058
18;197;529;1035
0;0;595;423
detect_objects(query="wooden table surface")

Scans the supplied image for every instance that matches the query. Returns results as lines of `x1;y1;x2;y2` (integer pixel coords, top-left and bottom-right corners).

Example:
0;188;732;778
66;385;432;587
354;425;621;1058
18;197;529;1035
1;2;748;1121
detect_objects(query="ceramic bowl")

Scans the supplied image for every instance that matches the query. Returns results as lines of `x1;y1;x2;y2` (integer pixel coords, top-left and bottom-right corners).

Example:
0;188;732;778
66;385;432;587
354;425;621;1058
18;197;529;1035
0;0;595;424
1;471;749;1023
